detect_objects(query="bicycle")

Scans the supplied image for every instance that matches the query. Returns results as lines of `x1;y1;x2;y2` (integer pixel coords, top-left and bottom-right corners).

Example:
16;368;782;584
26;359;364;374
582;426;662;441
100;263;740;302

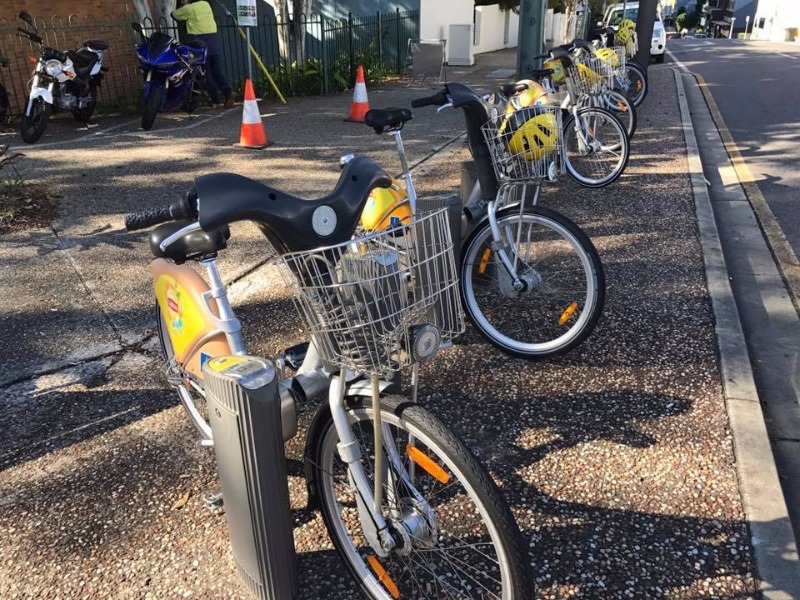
124;155;532;598
363;83;606;360
541;46;637;142
496;77;630;188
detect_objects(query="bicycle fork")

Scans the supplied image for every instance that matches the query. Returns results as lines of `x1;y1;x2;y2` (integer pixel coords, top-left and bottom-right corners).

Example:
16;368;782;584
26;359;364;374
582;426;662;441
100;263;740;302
328;367;436;558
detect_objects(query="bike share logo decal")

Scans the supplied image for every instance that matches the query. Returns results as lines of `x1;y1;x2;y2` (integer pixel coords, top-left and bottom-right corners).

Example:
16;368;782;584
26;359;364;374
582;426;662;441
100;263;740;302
166;283;184;333
312;205;337;237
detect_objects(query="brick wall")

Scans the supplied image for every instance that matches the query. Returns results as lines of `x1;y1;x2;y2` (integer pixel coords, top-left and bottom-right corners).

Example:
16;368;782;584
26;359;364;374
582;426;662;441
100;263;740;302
0;2;153;114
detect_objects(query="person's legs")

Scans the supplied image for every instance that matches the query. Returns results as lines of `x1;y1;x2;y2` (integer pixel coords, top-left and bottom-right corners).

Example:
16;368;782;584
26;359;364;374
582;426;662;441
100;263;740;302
199;33;234;107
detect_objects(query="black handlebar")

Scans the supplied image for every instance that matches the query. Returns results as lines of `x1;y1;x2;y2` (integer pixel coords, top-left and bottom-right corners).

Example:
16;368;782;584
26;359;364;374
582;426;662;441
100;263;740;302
125;192;197;231
410;89;448;108
18;27;43;45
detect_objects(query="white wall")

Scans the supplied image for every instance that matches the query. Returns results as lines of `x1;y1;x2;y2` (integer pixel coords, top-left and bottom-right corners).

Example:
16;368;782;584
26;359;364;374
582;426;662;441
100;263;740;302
420;0;474;61
473;5;519;54
421;0;519;60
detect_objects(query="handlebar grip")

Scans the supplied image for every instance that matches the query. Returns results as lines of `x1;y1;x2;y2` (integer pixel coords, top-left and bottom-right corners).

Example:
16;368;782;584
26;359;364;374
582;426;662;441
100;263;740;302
125;207;174;231
124;193;197;231
410;89;447;108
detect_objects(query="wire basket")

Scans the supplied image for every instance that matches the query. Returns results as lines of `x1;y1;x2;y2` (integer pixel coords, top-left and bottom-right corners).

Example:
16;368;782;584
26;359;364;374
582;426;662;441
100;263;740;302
567;56;615;97
611;46;627;71
278;209;464;376
481;105;563;183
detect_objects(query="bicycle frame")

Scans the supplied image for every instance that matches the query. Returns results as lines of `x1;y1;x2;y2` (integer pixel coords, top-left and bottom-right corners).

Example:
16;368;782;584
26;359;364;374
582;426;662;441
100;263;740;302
154;221;433;558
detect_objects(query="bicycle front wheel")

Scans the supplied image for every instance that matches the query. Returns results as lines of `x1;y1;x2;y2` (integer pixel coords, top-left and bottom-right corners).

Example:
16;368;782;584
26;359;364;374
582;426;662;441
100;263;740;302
460;205;605;358
312;395;533;599
563;106;630;188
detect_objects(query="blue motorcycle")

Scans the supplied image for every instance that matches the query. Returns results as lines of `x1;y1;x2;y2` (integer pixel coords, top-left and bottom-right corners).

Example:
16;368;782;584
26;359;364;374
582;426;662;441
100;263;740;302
132;23;208;130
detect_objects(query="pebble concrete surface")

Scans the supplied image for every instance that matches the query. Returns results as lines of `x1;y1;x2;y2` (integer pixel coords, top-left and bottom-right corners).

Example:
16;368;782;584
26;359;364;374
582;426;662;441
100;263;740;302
0;61;760;598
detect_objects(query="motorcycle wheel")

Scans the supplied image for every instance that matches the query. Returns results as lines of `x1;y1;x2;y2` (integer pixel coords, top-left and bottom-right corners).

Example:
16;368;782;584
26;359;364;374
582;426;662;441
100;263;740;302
141;85;163;131
20;97;52;144
72;84;97;123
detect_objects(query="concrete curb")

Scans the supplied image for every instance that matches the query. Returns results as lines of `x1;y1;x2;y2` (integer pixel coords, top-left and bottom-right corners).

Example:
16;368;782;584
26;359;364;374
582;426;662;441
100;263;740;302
674;69;800;598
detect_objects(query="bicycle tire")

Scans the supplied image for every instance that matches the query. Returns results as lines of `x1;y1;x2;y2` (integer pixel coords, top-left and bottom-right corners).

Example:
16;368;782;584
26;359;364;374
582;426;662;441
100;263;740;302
460;205;605;359
312;394;533;599
563;106;630;188
155;302;213;441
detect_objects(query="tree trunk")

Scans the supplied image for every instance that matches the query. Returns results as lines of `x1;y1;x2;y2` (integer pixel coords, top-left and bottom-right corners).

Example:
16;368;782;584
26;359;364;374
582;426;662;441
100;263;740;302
634;0;658;69
289;0;311;66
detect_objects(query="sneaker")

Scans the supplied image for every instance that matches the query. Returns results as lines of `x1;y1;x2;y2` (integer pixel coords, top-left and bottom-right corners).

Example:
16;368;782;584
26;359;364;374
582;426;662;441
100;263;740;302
223;90;235;109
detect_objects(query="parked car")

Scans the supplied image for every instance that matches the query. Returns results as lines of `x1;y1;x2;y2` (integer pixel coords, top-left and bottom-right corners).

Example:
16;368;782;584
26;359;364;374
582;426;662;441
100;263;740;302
601;1;667;63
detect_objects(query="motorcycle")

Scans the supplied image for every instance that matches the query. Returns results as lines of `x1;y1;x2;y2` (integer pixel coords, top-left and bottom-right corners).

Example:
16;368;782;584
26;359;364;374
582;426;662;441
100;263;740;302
17;11;107;143
132;23;208;131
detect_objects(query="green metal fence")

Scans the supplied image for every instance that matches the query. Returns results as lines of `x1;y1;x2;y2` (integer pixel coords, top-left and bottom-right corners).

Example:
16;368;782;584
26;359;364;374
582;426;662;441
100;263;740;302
0;9;418;116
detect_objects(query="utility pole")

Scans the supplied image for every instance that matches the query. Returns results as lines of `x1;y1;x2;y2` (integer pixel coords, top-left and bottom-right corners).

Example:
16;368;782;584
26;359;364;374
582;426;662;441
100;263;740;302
516;0;548;79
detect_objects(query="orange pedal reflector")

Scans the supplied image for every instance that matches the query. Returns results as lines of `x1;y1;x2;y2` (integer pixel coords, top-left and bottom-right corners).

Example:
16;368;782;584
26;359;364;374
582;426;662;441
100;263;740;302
478;248;492;274
558;301;579;326
366;555;400;599
406;444;450;484
617;101;628;112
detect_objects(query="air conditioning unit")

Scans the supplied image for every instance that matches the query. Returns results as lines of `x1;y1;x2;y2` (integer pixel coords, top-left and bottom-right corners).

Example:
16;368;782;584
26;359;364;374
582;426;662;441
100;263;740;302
448;23;474;66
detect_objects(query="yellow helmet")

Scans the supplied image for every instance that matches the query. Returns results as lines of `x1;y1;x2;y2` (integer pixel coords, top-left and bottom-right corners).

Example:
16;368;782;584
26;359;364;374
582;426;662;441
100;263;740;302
615;27;631;45
543;57;566;84
508;79;549;111
595;47;619;67
504;107;559;162
619;18;635;31
360;184;412;231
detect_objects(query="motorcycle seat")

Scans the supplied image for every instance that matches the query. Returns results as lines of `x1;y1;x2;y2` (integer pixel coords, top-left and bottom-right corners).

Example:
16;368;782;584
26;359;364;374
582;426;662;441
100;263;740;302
185;39;207;48
68;48;100;77
84;40;108;50
149;221;231;262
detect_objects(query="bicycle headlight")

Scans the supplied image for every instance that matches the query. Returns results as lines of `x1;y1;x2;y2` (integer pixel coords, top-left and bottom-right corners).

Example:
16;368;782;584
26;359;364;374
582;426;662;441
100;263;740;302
407;324;441;364
44;59;63;76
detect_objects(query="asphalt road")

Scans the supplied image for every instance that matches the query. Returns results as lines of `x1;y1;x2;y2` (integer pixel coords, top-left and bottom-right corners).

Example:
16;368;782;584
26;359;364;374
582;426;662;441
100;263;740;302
665;38;800;258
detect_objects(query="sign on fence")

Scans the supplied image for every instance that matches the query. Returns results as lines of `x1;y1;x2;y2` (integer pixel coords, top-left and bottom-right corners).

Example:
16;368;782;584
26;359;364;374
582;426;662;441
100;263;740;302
236;0;257;27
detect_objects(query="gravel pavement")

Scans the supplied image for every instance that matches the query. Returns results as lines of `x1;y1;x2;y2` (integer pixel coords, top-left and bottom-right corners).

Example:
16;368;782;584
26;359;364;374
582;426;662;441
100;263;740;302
0;51;761;598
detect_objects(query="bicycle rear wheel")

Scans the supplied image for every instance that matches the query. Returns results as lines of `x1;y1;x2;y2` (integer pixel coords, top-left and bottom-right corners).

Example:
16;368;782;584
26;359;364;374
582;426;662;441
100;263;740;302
563;106;630;188
600;89;637;140
460;205;605;359
312;394;533;599
156;302;212;441
624;62;648;107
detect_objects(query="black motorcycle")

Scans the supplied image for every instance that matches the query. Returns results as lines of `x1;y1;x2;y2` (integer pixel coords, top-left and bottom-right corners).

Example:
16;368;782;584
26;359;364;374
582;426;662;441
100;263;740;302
16;11;108;143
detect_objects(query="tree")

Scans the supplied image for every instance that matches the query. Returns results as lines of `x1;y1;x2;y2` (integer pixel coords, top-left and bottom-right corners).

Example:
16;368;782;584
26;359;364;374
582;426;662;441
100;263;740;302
273;0;311;66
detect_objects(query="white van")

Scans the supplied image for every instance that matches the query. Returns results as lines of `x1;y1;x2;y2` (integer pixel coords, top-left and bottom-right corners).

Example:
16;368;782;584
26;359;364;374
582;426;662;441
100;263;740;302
602;2;666;63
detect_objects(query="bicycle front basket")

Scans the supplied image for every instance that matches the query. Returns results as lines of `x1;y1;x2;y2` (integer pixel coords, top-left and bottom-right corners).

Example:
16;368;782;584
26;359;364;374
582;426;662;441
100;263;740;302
481;105;563;183
278;209;463;375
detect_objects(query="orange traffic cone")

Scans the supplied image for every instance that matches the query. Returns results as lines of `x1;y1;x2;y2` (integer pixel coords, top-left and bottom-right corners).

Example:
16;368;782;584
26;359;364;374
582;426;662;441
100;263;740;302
344;65;370;122
235;78;272;149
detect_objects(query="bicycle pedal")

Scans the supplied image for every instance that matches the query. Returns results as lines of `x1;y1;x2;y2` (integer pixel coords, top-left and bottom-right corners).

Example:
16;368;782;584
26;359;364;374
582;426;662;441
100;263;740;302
281;342;309;370
204;491;224;511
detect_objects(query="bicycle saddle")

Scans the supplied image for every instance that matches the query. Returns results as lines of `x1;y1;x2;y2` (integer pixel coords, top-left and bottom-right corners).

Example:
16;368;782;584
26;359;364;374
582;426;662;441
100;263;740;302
195;155;392;253
149;221;230;263
364;108;413;133
572;39;594;51
500;82;529;97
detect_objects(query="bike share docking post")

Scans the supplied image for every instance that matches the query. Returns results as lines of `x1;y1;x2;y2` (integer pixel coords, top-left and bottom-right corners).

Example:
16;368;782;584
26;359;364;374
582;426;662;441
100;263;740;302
203;356;298;600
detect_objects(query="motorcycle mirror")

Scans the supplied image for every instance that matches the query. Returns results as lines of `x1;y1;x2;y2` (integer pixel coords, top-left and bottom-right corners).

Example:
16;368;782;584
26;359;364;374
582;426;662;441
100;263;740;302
19;11;33;25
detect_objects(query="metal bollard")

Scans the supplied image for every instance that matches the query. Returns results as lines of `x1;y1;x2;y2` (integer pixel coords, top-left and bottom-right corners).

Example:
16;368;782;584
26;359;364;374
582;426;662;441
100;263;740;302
203;356;298;600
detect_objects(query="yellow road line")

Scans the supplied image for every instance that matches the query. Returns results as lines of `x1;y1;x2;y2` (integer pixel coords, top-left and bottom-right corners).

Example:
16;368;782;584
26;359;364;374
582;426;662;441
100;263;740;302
693;72;800;311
